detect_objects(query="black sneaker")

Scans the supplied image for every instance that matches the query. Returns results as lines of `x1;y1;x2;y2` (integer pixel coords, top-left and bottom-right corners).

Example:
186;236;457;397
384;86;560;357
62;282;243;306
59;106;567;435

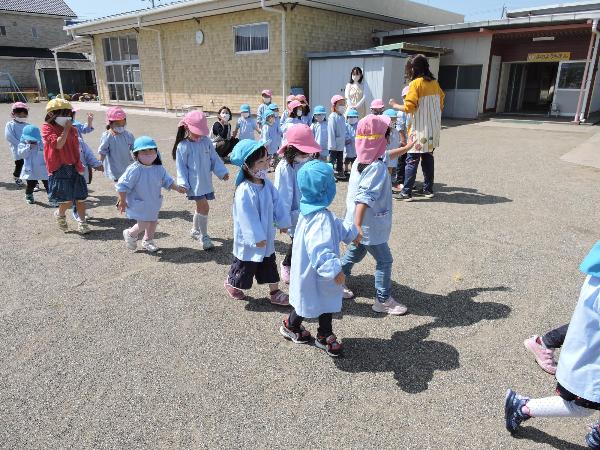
14;177;23;187
279;319;312;344
415;189;434;198
315;334;343;357
393;192;413;202
504;389;530;434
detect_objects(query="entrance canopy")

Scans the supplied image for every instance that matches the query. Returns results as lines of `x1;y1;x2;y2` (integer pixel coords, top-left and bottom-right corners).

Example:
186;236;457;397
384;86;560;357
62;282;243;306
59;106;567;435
49;38;94;97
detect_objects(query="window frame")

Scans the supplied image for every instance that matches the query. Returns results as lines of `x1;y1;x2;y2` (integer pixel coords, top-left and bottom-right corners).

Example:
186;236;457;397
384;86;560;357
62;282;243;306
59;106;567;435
556;61;586;91
0;26;6;36
102;34;144;103
233;22;270;55
31;26;38;39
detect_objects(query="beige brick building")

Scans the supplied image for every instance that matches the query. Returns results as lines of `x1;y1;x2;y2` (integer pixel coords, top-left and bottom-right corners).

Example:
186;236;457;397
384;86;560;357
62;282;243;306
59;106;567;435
66;0;462;113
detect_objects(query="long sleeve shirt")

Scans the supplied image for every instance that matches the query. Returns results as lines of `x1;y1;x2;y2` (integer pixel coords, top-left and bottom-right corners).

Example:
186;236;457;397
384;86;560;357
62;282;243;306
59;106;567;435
175;137;228;197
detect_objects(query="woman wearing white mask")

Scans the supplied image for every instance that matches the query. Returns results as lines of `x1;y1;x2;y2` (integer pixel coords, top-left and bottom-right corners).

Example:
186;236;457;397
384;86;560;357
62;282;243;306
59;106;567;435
345;67;367;118
211;106;238;160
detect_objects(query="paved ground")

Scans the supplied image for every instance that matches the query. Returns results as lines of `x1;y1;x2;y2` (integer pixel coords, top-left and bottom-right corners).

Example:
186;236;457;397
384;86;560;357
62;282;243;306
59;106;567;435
1;103;599;449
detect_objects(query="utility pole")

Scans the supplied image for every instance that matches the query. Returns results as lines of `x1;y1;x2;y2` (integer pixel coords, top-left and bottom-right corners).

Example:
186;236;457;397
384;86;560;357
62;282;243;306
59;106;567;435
501;4;507;18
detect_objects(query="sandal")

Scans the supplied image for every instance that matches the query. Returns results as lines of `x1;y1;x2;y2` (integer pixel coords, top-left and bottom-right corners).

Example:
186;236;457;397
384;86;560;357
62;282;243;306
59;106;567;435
315;334;343;357
279;319;312;344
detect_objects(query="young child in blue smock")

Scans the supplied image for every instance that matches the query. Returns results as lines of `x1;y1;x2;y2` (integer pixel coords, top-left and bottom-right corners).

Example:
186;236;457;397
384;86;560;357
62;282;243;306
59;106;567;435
173;110;229;251
4;102;29;187
224;139;291;306
328;95;347;179
344;108;359;174
274;124;321;284
118;136;187;253
99;106;134;182
311;105;328;161
280;100;304;140
383;109;400;176
234;104;260;141
340;114;414;315
279;160;358;357
505;240;600;449
261;109;282;165
256;89;272;128
16;125;48;205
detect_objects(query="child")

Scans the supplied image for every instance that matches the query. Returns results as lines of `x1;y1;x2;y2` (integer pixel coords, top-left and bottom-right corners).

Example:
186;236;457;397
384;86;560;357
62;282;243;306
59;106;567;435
393;88;410;192
261;109;282;170
370;99;385;116
118;136;187;253
344;108;359;174
280;94;296;123
311;105;328;161
42;98;90;234
16;125;48;204
224;139;291;306
256;89;272;128
340;114;414;314
98;106;134;182
233;104;260;141
173;110;229;250
279;160;358;357
296;94;313;126
274;124;321;284
383;108;400;176
4;101;29;187
280;100;304;139
327;95;346;179
504;240;600;449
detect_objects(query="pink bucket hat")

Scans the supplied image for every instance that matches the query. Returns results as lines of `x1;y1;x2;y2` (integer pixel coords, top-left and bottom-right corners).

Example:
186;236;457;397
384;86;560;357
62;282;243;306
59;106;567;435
331;94;344;106
11;102;29;111
286;95;296;103
355;114;391;164
106;106;126;124
296;94;307;103
262;89;273;97
370;99;385;109
288;100;302;112
402;86;410;97
179;110;209;136
278;124;321;155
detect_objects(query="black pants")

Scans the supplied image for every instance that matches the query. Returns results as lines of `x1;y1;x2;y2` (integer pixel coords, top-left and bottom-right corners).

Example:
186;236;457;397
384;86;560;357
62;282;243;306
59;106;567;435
288;310;333;338
215;138;239;158
25;179;48;195
541;323;569;349
282;236;293;267
329;151;344;174
13;159;24;178
395;153;407;185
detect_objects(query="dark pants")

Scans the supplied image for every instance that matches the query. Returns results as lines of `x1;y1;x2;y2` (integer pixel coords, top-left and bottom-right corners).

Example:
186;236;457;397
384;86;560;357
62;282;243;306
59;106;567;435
329;151;344;175
25;179;48;195
215;138;239;158
227;253;279;290
288;310;333;338
282;236;293;267
394;153;407;185
13;159;24;178
401;152;434;195
541;323;569;349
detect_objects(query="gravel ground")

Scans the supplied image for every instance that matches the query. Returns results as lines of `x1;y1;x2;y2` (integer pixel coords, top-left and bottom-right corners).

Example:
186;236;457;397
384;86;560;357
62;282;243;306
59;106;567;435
0;103;599;449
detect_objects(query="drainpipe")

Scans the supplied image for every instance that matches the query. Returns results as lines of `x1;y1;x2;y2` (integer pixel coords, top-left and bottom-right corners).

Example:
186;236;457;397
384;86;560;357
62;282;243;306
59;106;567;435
574;19;599;123
579;20;600;122
53;51;64;97
137;17;168;113
261;0;286;102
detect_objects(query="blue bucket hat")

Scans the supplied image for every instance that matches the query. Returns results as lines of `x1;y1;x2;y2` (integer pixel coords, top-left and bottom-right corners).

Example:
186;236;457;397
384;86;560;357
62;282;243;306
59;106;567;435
230;139;269;186
133;136;158;153
20;125;42;143
268;103;279;112
347;109;359;118
263;109;275;121
297;160;336;216
580;240;600;277
240;104;251;113
383;108;398;118
313;105;326;115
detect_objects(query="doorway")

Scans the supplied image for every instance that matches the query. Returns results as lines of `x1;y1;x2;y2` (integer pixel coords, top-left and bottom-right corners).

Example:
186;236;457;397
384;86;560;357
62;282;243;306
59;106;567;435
505;62;559;114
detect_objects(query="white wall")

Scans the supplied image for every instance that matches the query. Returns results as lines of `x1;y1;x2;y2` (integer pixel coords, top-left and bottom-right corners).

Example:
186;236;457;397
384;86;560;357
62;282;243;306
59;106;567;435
589;61;600;114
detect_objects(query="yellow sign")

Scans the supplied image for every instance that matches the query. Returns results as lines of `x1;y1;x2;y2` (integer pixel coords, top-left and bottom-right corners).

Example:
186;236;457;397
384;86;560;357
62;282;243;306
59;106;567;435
527;52;570;62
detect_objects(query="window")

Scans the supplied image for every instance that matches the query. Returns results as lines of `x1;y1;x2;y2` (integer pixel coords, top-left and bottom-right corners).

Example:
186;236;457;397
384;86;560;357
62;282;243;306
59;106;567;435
0;26;6;36
558;62;585;90
102;35;143;102
437;65;483;90
31;27;38;39
234;23;269;53
438;66;458;91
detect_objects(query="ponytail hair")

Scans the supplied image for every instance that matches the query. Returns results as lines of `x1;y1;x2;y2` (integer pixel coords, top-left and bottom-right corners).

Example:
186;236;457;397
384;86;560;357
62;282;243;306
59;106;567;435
405;54;435;82
172;125;187;160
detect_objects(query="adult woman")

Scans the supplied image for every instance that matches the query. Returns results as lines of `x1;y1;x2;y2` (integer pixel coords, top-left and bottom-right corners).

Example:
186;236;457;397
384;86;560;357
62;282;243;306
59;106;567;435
344;67;367;118
210;106;238;160
389;54;444;201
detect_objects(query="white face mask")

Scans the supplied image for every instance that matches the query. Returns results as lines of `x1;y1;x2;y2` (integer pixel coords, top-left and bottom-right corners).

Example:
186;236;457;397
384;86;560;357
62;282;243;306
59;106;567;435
295;108;303;118
263;97;271;104
14;117;27;123
336;106;346;115
241;112;250;119
352;75;361;82
314;115;325;123
273;111;279;118
55;116;72;127
348;118;358;125
294;154;311;164
113;126;125;133
245;165;267;180
220;112;231;121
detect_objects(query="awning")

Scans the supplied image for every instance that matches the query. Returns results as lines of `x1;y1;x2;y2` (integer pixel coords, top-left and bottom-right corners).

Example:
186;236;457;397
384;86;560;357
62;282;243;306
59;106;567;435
51;37;93;55
373;42;453;55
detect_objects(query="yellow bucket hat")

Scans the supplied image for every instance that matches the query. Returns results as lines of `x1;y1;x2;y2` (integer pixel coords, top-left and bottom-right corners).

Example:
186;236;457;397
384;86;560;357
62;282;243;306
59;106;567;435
46;98;73;113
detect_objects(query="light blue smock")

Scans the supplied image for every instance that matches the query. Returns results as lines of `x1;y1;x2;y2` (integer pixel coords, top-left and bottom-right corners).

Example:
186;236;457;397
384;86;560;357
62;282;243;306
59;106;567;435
327;112;346;152
232;178;291;263
300;112;313;126
80;141;102;184
261;122;282;155
344;122;357;159
280;117;302;139
396;111;408;134
175;137;228;197
344;160;392;246
17;142;48;181
115;162;175;222
256;102;271;127
73;122;94;136
236;117;258;141
274;159;305;236
383;127;400;168
556;275;600;403
311;121;329;158
289;209;358;318
98;130;134;181
5;120;28;160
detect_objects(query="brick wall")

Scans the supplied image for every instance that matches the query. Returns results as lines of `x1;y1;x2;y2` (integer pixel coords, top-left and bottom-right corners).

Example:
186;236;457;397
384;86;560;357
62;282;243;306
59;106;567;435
0;13;71;49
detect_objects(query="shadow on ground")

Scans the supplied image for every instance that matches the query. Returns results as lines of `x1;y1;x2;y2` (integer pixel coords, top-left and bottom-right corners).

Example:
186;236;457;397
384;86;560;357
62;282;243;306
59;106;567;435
514;426;589;450
428;183;512;205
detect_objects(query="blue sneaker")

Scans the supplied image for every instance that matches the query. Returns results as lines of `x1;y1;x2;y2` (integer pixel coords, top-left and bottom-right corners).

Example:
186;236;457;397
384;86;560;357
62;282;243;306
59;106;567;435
504;389;530;434
586;423;600;449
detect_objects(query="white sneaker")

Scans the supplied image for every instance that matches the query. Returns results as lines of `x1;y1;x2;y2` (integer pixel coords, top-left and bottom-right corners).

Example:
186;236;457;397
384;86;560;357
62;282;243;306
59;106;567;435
142;240;159;253
372;296;408;315
54;210;68;232
190;229;201;240
201;235;215;250
123;229;137;250
78;221;91;235
342;284;354;299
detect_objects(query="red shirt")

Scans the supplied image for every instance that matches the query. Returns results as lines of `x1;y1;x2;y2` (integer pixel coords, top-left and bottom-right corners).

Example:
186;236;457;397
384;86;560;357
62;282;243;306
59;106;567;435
42;122;84;174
